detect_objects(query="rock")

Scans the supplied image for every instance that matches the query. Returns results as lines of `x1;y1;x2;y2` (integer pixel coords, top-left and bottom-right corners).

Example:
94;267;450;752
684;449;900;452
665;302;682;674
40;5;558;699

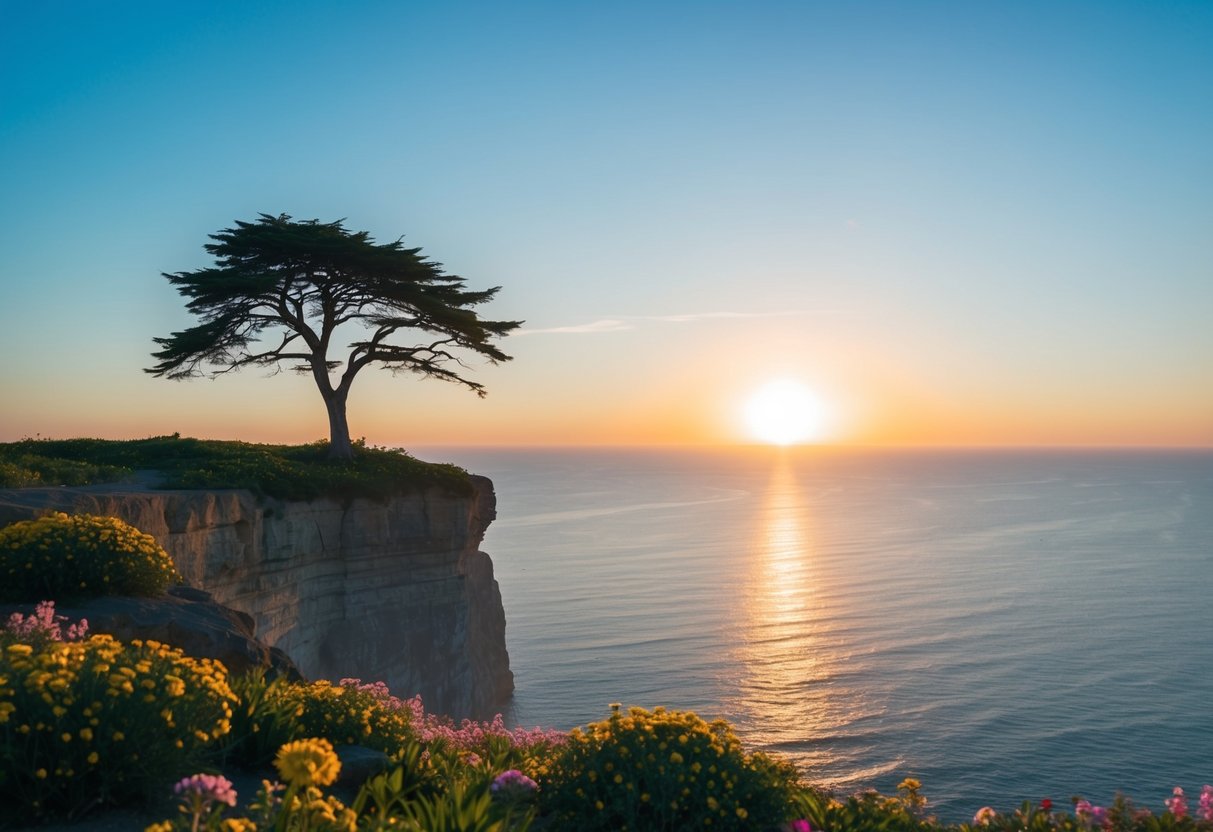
1;589;303;681
334;745;392;787
0;475;514;718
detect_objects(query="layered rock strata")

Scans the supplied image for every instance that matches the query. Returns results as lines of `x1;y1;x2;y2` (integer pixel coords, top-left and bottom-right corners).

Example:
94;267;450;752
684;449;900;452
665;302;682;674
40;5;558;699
0;476;513;718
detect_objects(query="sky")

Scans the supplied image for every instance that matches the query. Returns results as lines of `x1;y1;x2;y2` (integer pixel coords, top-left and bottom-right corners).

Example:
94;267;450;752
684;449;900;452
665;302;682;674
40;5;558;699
1;0;1210;448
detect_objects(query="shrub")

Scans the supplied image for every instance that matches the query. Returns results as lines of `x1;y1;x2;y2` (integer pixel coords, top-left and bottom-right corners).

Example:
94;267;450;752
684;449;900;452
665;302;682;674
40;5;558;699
270;679;417;755
0;634;237;823
0;453;131;489
0;512;181;602
540;704;801;831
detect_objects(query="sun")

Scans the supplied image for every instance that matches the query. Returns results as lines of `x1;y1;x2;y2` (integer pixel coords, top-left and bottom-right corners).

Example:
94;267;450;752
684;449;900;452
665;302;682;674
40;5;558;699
744;380;827;445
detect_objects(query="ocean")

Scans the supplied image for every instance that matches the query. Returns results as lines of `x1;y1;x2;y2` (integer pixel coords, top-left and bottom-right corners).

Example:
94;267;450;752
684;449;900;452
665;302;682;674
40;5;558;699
418;447;1213;822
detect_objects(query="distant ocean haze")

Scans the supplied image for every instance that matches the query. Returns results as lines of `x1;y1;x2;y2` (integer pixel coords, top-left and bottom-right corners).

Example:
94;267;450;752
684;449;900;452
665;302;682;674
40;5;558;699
416;447;1213;822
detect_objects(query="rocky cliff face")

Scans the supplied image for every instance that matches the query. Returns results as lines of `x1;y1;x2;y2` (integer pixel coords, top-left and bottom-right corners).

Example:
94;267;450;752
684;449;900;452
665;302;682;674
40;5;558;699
0;476;513;719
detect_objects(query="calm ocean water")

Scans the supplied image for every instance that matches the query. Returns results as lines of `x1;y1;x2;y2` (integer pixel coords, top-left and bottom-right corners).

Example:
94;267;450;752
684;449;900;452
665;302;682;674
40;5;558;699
419;447;1213;821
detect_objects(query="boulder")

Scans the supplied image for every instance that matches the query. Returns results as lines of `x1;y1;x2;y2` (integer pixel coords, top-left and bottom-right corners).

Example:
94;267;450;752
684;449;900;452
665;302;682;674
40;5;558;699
2;586;303;681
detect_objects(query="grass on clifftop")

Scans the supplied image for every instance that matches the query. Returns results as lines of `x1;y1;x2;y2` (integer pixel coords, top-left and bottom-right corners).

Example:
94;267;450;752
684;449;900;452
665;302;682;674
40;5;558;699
0;435;472;501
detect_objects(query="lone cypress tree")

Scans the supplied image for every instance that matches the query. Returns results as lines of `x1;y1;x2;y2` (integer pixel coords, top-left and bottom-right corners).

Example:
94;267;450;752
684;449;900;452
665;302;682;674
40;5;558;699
148;214;521;459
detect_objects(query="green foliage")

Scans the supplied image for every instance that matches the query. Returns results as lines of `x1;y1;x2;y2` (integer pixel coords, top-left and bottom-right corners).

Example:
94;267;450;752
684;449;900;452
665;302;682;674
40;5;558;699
218;670;305;768
391;779;533;832
0;435;473;500
794;778;938;832
0;512;182;602
540;703;800;831
0;635;237;825
351;744;446;820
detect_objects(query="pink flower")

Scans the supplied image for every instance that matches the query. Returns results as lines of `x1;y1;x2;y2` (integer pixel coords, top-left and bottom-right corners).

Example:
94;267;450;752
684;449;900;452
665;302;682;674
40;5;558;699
1165;786;1188;819
174;773;238;808
973;806;997;826
1075;800;1109;829
1199;785;1213;822
335;682;566;751
787;821;812;832
490;769;538;800
4;601;88;642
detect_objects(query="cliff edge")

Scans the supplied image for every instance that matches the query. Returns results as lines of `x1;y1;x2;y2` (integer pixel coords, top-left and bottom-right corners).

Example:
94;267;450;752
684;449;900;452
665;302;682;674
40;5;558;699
0;475;513;719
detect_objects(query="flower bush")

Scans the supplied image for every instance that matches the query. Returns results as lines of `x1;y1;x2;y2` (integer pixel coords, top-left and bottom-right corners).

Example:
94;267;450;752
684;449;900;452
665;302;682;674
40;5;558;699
0;512;181;602
0;633;237;823
271;679;417;756
540;703;800;831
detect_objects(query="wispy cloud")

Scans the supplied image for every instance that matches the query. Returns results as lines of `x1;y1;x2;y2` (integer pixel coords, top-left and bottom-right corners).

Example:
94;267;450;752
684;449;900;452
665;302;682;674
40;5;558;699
513;309;834;336
511;309;844;334
512;319;634;336
642;311;806;323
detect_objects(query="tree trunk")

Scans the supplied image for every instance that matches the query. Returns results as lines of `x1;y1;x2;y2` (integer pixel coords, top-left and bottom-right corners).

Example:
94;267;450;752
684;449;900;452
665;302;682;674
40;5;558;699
324;391;354;461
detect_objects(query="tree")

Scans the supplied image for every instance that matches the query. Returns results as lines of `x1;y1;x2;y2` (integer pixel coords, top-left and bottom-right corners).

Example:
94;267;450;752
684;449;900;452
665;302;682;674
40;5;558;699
147;213;521;460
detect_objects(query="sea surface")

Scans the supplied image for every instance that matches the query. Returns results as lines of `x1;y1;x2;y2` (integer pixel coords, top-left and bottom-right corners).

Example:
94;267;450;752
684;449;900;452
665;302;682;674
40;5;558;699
418;447;1213;822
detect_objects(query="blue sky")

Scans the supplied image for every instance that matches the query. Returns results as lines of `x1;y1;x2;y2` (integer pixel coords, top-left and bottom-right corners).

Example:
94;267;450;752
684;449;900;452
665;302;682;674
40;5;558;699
2;1;1210;446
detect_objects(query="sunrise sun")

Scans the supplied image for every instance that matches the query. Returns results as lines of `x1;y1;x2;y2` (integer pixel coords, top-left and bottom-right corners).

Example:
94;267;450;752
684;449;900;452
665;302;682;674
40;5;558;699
744;380;827;445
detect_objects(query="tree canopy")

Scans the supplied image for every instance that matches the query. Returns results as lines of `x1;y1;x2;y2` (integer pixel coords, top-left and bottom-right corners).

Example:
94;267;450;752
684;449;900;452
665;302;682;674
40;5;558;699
148;214;521;459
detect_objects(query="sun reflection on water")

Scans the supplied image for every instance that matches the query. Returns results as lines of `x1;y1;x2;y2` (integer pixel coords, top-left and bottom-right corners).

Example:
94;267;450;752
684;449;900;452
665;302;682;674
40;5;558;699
728;454;896;787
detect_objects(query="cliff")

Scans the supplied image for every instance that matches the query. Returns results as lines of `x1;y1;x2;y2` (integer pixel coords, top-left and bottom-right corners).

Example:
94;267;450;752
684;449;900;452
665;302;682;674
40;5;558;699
0;475;513;719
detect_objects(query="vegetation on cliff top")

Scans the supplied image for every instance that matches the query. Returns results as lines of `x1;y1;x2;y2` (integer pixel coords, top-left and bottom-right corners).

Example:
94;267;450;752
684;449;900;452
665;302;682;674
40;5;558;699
0;435;472;501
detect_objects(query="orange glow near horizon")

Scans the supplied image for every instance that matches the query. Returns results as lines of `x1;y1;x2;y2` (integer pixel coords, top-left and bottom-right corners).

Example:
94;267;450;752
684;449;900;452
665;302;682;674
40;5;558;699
2;346;1211;448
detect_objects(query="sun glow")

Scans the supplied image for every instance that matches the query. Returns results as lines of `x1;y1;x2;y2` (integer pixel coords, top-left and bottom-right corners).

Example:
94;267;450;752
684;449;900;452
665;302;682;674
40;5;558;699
744;380;827;445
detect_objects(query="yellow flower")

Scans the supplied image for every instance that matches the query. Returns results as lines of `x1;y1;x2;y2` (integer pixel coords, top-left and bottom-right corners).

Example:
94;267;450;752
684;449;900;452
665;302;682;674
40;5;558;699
275;737;341;787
